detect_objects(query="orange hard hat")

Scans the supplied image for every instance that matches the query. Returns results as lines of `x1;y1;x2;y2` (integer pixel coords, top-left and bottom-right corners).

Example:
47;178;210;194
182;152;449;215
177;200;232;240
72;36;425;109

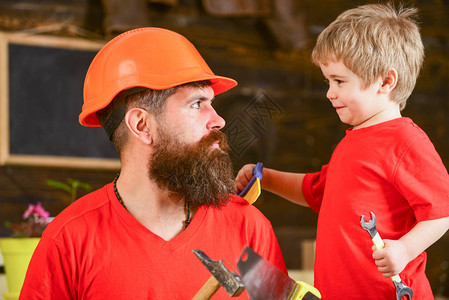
80;27;237;127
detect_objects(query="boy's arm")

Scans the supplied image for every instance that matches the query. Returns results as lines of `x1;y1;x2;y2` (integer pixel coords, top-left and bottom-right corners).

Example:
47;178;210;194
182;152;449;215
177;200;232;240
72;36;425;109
373;216;449;277
235;164;309;207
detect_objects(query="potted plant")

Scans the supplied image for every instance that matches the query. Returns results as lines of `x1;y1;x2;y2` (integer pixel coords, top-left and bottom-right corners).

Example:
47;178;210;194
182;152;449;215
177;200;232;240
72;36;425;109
0;178;91;300
0;202;50;300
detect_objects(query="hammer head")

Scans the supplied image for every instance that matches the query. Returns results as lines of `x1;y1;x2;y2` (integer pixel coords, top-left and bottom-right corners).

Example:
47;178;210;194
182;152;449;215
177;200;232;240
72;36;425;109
193;249;245;297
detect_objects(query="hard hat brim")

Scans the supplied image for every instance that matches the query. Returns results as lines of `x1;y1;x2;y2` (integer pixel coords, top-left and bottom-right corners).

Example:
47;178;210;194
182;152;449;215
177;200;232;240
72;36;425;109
79;75;237;127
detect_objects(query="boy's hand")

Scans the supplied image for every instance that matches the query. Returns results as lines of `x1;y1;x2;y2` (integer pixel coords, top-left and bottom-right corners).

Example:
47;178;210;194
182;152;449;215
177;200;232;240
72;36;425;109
235;164;256;193
372;239;410;277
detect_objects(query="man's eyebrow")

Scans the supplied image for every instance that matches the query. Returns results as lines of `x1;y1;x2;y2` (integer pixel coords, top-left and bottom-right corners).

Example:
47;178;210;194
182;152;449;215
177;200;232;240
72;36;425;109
188;95;215;103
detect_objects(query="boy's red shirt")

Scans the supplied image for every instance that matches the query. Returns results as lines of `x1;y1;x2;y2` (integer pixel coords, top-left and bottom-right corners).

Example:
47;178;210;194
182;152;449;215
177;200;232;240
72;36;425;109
304;118;449;299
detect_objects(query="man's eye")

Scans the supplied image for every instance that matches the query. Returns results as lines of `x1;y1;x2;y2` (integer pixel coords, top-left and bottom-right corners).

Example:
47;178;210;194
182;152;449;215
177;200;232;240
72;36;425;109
192;102;200;109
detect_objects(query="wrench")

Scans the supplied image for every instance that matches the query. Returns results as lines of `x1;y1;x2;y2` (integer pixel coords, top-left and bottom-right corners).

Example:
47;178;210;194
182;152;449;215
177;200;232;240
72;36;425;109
360;212;413;300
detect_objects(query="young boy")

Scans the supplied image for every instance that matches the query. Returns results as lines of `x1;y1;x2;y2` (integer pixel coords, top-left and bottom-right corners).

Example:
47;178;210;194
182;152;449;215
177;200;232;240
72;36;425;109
236;3;449;299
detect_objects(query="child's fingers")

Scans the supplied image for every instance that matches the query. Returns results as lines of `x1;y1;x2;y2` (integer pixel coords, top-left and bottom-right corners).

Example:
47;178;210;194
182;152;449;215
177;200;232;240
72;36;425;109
371;240;405;277
372;248;385;261
377;266;395;278
375;259;396;277
372;250;393;277
235;165;253;191
235;164;256;192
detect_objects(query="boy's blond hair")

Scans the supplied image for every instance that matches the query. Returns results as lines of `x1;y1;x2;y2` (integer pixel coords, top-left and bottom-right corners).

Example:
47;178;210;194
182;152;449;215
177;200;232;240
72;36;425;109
311;3;424;110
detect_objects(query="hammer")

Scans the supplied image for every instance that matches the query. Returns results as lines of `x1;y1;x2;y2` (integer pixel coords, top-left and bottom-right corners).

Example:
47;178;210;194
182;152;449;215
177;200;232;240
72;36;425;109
192;249;245;300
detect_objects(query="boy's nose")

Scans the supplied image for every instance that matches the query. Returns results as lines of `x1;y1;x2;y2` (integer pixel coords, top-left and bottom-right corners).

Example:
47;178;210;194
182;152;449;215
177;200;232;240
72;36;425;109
326;87;337;101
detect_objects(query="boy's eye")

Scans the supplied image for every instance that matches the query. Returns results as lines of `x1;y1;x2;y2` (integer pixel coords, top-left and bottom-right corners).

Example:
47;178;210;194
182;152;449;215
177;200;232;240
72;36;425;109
335;79;344;84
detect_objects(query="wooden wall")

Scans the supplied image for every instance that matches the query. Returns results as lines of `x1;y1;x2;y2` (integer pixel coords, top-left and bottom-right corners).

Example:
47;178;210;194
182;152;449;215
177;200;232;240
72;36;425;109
0;0;449;296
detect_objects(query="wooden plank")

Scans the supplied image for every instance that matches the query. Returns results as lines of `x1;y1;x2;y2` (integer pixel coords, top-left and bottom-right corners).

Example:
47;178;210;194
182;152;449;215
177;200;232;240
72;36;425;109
2;32;105;51
5;155;120;170
0;33;9;165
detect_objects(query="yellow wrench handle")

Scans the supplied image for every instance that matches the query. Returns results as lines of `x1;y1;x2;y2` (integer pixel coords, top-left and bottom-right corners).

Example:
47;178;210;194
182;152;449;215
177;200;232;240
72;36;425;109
372;232;384;249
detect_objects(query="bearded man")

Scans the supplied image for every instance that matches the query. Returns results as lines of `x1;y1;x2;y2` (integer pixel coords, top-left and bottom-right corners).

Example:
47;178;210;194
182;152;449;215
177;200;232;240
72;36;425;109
20;28;287;299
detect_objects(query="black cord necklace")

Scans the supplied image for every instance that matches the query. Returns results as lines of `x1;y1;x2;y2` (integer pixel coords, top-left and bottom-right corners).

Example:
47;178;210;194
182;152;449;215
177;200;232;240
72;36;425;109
113;174;127;210
184;200;191;228
113;174;191;229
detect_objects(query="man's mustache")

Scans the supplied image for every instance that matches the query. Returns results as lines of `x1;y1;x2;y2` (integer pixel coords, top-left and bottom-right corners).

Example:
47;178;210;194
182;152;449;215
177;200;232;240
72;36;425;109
198;130;230;153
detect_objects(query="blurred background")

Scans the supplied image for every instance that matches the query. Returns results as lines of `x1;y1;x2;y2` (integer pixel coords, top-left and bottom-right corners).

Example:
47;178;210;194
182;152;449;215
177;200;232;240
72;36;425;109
0;0;448;297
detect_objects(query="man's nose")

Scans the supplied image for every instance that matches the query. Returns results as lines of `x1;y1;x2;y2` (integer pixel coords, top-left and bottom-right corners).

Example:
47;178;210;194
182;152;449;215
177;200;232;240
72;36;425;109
207;108;226;130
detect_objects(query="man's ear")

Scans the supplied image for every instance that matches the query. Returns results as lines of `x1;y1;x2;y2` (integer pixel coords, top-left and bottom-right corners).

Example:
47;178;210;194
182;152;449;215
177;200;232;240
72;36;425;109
124;108;153;144
379;68;398;94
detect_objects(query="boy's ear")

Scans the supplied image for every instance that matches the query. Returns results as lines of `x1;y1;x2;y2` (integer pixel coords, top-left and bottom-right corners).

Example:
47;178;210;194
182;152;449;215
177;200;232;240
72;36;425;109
124;108;154;145
379;68;398;94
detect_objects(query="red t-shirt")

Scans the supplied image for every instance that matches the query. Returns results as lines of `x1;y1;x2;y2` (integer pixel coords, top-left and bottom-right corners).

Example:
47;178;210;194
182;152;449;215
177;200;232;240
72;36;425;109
20;185;286;299
303;118;449;300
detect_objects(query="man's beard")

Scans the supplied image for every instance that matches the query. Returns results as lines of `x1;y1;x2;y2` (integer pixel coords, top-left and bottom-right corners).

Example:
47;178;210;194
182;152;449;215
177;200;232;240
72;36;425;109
148;128;235;208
